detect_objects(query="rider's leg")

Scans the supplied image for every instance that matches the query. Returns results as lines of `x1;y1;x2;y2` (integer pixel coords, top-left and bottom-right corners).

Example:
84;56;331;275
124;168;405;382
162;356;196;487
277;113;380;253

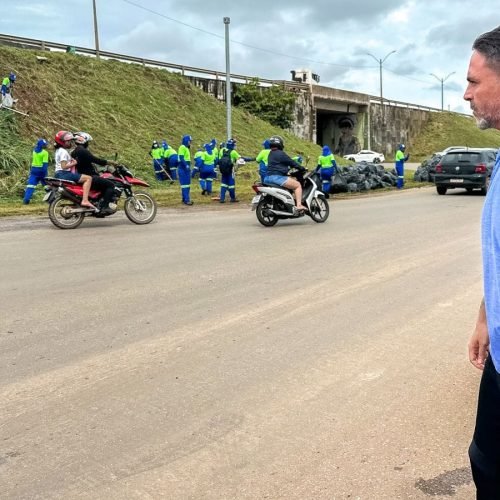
80;174;95;208
283;178;306;210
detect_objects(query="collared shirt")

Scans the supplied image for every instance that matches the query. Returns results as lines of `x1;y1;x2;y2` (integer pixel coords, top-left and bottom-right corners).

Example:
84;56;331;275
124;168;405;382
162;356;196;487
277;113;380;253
482;150;500;372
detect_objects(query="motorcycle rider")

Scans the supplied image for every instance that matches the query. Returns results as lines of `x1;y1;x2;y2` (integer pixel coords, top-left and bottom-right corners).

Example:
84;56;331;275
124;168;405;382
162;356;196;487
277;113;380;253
264;136;307;211
53;130;95;209
71;132;118;214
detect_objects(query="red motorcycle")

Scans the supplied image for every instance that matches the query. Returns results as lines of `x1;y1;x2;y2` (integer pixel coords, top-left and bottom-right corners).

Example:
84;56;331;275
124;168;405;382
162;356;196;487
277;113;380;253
44;165;157;229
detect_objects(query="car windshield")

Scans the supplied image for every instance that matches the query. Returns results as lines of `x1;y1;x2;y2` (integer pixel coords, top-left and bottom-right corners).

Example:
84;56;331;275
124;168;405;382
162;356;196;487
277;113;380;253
442;152;481;164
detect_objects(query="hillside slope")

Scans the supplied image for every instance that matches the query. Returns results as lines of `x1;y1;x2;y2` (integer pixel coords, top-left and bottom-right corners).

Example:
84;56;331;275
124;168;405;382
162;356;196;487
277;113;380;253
0;45;321;203
411;112;500;160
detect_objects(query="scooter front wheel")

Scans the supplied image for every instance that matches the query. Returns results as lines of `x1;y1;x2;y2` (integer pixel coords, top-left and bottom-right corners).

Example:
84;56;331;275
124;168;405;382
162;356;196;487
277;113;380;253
309;196;330;223
256;197;278;227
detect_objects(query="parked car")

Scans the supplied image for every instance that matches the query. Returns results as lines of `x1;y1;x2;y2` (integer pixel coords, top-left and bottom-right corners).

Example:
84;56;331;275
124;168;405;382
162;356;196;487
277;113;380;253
434;146;467;156
343;150;385;163
434;148;498;195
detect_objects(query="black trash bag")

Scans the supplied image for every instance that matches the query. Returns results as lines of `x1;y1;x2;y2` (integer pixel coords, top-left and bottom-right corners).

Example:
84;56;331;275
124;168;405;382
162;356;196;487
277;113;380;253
331;172;348;192
347;182;359;192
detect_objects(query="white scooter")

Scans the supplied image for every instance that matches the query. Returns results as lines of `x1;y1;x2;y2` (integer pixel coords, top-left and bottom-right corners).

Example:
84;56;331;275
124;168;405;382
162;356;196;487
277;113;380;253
251;167;330;227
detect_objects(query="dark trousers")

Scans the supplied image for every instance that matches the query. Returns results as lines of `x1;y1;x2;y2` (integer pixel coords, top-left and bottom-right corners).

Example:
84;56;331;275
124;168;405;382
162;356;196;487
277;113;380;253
469;355;500;498
91;176;114;207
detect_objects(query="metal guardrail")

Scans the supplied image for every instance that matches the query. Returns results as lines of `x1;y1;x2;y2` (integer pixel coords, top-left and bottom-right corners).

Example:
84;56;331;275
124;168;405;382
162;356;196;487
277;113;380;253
0;33;309;90
0;33;468;115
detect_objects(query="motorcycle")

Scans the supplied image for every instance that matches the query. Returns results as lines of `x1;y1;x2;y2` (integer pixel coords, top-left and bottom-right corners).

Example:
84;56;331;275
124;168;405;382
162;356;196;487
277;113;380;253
251;167;330;227
44;164;157;229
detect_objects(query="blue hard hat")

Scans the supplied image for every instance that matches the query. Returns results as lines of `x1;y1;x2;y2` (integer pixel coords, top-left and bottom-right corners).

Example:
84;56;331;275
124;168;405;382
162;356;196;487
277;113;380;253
37;138;48;148
9;72;16;82
182;135;192;146
262;139;270;149
322;145;331;156
399;143;406;151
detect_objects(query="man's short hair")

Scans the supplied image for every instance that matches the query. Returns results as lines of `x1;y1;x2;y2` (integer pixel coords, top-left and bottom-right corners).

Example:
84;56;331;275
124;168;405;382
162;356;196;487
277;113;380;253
473;25;500;72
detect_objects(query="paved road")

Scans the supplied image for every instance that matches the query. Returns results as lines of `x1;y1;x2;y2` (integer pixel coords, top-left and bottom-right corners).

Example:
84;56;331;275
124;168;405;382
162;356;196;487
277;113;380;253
0;188;484;499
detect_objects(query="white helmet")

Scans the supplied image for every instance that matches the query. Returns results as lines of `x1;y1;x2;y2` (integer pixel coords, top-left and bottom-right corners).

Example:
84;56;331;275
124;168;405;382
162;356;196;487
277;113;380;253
74;132;93;145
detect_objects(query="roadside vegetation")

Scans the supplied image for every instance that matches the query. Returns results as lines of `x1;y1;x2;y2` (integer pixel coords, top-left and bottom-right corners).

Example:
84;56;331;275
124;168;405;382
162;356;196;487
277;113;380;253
411;112;500;161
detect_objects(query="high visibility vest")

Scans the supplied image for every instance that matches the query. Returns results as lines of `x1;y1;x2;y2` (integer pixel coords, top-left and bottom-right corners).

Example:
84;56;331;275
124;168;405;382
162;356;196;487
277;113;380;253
178;145;191;162
151;147;163;160
395;150;405;162
32;149;48;168
203;151;216;165
256;149;271;166
318;154;335;168
163;146;177;159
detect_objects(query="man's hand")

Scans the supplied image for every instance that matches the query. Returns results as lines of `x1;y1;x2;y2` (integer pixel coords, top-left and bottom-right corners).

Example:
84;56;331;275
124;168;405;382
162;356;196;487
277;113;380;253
469;300;489;370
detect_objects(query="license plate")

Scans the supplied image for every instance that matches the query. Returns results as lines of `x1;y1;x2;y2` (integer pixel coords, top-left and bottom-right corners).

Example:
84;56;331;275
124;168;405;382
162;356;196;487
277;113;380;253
251;195;261;204
42;191;52;202
450;179;464;183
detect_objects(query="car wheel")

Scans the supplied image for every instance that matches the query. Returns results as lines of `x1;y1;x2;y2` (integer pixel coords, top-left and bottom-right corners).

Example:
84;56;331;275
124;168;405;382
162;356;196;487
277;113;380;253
373;158;380;164
348;157;355;162
466;188;474;193
480;177;491;196
436;186;447;195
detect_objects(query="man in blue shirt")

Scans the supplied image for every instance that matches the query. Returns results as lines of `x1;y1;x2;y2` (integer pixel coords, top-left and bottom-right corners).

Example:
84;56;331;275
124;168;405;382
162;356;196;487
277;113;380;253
465;25;500;497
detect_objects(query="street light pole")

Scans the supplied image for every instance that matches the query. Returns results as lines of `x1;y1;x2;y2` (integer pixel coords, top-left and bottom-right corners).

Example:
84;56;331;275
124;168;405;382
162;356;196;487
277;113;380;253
366;50;396;123
223;17;232;141
92;0;100;59
430;72;456;110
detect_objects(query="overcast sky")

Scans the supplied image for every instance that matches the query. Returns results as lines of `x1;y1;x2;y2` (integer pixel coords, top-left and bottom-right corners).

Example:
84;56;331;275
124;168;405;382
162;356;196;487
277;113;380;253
2;1;498;113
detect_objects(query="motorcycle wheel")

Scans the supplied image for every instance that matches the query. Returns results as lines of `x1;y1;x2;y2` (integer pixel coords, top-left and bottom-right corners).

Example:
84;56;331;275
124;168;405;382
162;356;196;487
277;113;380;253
124;192;157;224
309;196;330;223
256;197;278;227
48;197;84;229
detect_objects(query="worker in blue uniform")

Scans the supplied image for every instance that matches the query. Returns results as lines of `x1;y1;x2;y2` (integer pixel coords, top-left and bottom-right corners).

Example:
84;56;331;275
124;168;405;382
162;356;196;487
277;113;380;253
200;143;217;196
162;140;178;181
178;134;193;205
317;145;337;198
23;138;49;204
395;143;409;189
150;141;165;180
256;139;271;183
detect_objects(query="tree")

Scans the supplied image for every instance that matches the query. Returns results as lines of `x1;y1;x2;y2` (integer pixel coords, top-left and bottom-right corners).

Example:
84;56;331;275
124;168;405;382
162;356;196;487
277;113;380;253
234;78;296;129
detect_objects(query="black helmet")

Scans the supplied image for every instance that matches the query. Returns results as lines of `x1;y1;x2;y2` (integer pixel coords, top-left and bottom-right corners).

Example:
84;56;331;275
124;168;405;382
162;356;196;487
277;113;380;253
269;135;284;150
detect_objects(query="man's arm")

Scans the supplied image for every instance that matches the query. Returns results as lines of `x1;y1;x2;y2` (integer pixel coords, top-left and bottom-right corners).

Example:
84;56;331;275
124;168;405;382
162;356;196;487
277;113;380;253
468;297;489;370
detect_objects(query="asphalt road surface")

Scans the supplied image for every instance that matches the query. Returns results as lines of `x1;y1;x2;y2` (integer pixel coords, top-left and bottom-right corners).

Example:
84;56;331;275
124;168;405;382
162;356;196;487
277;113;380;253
0;187;485;499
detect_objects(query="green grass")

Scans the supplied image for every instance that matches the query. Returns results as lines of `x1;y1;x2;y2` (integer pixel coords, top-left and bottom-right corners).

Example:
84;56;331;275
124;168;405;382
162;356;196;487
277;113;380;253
411;112;500;161
0;45;322;200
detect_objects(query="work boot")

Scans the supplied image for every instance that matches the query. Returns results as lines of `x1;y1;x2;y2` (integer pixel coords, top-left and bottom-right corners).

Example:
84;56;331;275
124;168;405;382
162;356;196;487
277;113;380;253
230;198;239;203
183;201;194;206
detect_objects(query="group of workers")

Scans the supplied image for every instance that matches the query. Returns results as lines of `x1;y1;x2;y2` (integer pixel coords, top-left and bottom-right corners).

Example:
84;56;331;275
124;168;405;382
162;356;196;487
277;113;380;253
21;127;408;206
148;135;341;205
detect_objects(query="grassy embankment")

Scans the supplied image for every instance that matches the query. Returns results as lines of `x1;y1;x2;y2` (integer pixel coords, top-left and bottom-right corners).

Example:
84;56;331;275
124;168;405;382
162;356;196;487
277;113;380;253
411;111;500;161
0;45;325;216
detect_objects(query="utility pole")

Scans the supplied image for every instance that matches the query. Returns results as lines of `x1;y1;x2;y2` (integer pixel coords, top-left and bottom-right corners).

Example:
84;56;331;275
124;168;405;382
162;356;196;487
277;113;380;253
430;72;456;110
92;0;100;59
366;50;396;123
223;17;232;141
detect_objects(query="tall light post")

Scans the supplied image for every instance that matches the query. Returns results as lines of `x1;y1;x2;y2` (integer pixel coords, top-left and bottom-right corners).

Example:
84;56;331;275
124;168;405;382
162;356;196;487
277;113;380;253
430;72;456;110
223;17;232;141
366;50;396;123
92;0;100;59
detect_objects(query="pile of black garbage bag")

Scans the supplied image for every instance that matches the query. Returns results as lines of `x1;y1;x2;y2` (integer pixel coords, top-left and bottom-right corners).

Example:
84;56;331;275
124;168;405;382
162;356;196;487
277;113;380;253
413;154;441;183
330;163;398;193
